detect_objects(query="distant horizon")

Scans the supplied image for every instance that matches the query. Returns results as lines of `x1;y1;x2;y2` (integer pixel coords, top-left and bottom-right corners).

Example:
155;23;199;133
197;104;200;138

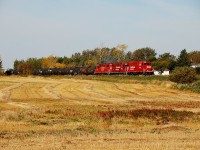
0;0;199;68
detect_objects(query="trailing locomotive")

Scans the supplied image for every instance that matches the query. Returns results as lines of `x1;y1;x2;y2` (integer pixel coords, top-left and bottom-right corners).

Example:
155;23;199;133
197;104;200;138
6;60;154;76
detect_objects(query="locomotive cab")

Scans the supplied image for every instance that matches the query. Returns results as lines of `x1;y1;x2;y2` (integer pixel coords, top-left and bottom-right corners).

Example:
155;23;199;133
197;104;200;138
141;62;153;75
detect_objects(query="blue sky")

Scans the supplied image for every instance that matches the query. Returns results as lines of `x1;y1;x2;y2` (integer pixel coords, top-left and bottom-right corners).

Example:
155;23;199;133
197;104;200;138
0;0;199;68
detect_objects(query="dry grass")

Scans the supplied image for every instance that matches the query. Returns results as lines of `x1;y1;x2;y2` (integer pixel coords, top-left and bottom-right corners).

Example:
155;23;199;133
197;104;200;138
0;76;200;150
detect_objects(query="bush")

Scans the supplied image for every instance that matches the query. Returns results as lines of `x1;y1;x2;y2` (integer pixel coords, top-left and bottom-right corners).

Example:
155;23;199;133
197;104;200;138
169;67;198;84
195;67;200;74
191;81;200;92
175;81;200;93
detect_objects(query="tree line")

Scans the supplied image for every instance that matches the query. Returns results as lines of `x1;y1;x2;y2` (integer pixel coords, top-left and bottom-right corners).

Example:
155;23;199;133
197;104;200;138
3;45;199;75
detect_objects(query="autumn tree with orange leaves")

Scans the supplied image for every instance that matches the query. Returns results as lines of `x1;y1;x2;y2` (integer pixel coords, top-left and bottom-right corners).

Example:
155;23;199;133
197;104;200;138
41;55;66;68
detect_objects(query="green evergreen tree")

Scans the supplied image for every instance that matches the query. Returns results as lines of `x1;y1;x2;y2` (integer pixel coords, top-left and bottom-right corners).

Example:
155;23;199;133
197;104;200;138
177;49;191;67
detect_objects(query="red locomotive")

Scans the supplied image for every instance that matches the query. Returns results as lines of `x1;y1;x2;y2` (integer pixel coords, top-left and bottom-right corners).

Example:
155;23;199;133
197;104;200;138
94;61;154;75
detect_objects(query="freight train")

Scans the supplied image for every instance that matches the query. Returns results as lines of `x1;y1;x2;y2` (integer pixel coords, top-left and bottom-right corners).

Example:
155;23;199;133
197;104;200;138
4;61;154;76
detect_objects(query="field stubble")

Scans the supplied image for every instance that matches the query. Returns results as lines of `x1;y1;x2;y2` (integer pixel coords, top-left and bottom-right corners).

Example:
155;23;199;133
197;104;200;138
0;76;200;150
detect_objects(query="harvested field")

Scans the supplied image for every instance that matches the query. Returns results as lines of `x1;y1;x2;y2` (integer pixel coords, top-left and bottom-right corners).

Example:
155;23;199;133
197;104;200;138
0;76;200;150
